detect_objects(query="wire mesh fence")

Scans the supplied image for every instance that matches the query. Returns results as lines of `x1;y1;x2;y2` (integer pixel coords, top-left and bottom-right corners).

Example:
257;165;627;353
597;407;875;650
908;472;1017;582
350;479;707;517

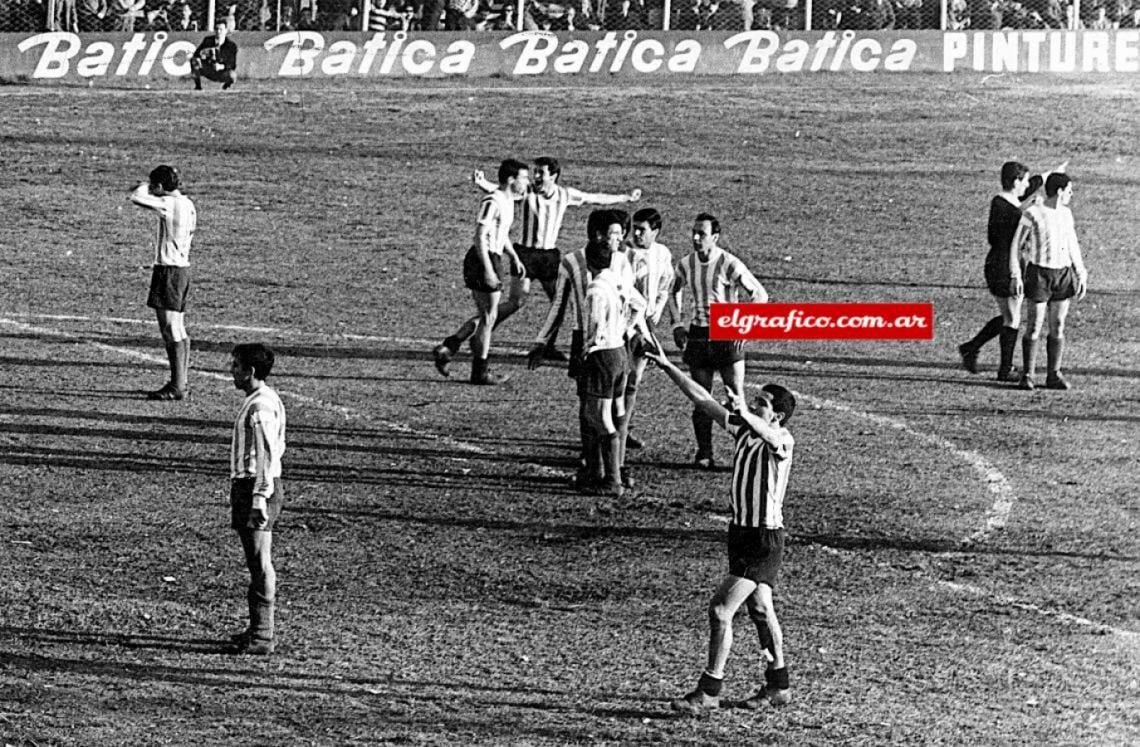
3;0;1136;34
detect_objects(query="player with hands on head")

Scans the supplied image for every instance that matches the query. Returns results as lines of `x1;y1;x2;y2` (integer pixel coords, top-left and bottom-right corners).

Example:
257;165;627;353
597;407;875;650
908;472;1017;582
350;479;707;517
130;164;197;401
642;341;796;715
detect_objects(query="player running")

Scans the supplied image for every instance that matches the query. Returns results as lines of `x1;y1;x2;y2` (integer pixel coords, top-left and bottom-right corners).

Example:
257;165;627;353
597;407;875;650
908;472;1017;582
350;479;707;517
435;159;530;385
433;156;640;374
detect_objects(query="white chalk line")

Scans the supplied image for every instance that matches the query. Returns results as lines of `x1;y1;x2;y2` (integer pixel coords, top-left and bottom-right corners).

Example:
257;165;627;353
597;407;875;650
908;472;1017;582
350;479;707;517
7;311;1136;641
939;580;1140;645
0;315;564;478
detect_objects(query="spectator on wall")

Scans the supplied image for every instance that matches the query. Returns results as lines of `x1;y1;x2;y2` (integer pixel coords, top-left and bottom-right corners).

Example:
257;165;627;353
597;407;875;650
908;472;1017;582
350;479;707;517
893;0;921;28
113;0;145;30
77;0;107;29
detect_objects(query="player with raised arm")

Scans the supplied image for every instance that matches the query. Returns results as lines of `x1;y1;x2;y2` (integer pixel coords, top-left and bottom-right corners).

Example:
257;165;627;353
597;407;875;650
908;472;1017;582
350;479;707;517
1010;172;1088;391
644;343;796;715
667;213;768;469
433;159;530;385
130;165;197;401
433;156;640;372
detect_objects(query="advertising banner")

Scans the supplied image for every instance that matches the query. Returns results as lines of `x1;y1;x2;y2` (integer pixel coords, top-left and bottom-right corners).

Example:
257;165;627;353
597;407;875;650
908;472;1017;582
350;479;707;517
2;30;1139;83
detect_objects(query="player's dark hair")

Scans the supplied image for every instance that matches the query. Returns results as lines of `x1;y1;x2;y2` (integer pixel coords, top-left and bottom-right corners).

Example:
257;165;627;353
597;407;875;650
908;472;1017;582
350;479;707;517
233;343;275;380
1045;172;1071;197
586;208;624;240
498;159;528;184
695;212;719;235
150;165;180;192
633;207;662;232
999;161;1029;191
761;383;796;425
585;240;613;273
534;156;561;180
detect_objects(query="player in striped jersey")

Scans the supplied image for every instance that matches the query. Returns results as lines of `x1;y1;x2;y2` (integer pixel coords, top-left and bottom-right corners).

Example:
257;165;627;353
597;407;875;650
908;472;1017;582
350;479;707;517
528;210;644;492
228;343;287;655
433;159;529;385
646;345;796;714
456;157;640;361
1009;172;1088;391
668;213;769;469
130;165;197;401
622;208;675;455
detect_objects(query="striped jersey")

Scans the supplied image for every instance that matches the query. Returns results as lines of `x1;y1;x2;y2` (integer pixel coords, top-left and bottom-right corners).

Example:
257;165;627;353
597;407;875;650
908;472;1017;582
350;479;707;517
626;241;675;325
584;268;630;354
130;185;197;267
535;248;637;345
728;422;794;529
1017;203;1085;274
519;185;588;249
675;247;768;327
475;189;515;256
230;385;287;501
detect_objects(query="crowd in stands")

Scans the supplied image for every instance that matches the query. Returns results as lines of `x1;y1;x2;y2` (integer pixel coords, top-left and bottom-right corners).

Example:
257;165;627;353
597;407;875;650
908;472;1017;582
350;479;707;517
2;0;1139;32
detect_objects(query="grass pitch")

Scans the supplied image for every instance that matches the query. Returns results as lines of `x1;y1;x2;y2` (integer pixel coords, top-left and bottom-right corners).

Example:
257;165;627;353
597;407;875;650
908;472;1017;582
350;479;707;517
1;74;1139;745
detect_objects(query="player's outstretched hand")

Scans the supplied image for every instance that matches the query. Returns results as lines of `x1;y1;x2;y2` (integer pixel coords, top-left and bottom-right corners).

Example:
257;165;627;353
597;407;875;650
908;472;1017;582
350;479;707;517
527;343;546;370
724;388;748;414
644;344;669;368
672;326;688;351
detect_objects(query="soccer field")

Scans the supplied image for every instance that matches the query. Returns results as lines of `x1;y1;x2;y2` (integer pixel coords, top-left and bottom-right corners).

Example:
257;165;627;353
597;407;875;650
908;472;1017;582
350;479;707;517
1;75;1139;745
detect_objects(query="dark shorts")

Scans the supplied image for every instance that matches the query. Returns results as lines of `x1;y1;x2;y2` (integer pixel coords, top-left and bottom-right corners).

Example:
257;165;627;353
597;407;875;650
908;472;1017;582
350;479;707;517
727;525;785;588
463;245;503;294
230;477;284;532
567;329;585;379
578;345;629;399
147;265;190;312
192;60;236;83
1023;263;1078;303
682;325;744;371
984;251;1014;298
512;244;561;283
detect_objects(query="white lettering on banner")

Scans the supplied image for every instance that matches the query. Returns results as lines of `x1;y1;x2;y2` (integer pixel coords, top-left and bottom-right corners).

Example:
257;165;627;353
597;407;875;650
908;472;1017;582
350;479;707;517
264;32;475;76
500;31;700;75
17;32;194;78
725;31;915;73
942;30;1140;72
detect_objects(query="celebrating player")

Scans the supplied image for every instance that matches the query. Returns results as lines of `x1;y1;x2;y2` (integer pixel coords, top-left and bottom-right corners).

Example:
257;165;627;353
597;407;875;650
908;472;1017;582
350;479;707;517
667;213;768;468
644;345;796;714
227;343;287;656
433;156;640;372
1010;172;1088;390
434;159;529;385
130;165;197;401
